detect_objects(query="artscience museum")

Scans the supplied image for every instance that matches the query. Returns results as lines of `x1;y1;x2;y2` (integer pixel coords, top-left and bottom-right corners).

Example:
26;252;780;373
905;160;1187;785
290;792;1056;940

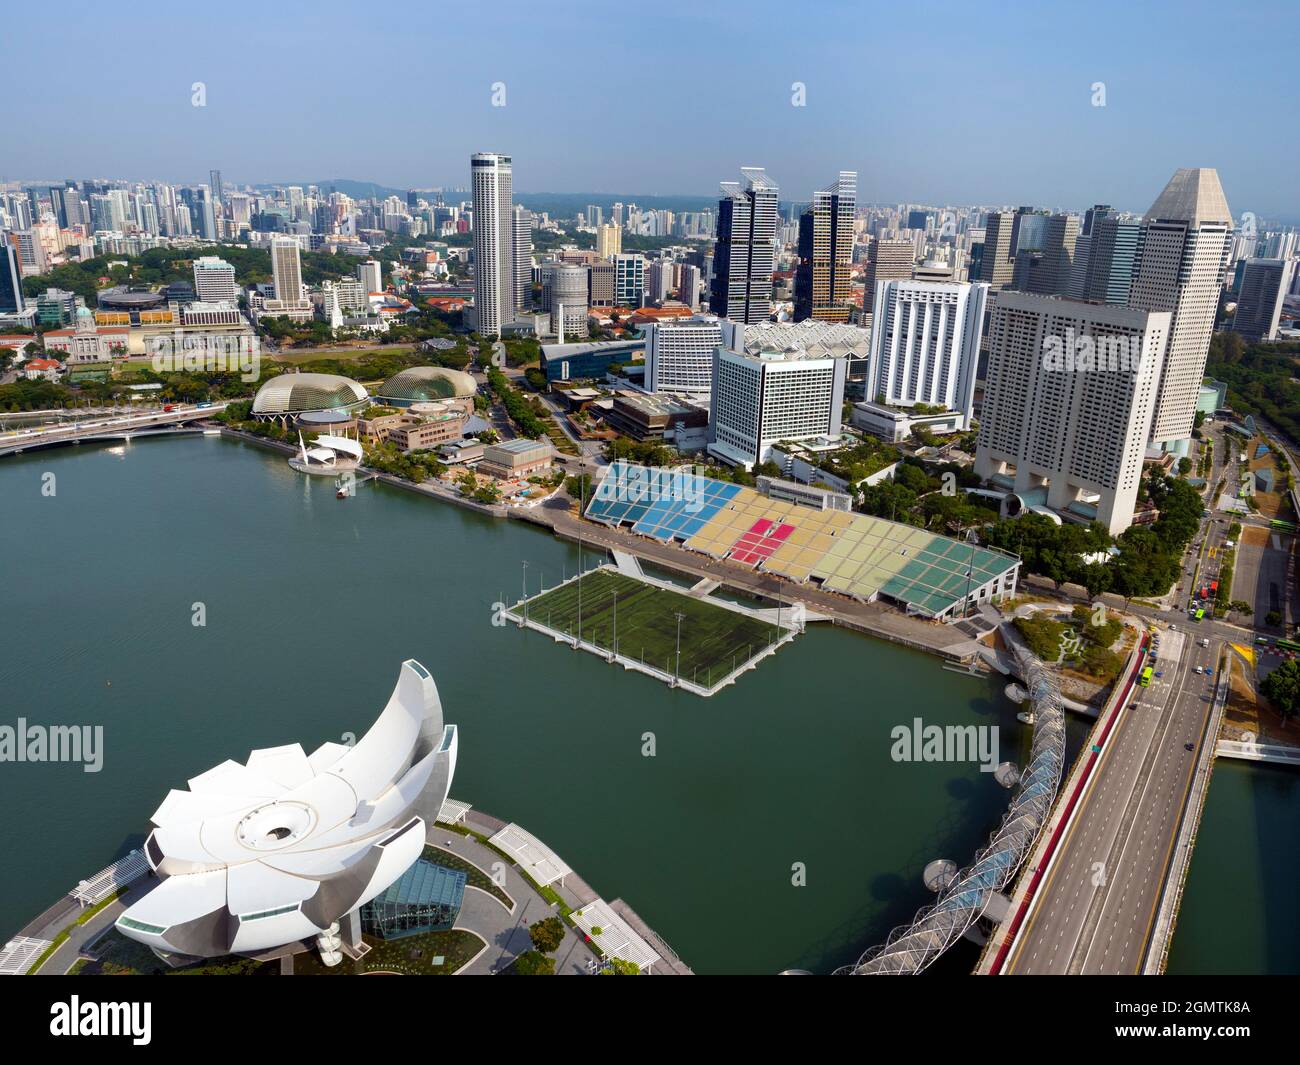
115;660;458;963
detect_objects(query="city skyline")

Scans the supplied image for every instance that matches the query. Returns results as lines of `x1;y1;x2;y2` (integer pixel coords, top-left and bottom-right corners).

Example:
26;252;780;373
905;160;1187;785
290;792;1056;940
5;0;1298;219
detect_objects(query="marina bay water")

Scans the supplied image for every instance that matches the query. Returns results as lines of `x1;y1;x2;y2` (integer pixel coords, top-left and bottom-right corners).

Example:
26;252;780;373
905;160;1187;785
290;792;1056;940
0;434;1285;973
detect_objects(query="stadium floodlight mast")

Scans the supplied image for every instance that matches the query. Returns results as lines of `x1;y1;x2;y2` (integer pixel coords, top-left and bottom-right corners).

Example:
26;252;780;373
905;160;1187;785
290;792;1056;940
674;612;685;683
522;560;528;625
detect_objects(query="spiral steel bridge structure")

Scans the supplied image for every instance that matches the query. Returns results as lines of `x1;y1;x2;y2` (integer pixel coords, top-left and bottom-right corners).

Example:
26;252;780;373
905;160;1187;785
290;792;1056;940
838;645;1065;975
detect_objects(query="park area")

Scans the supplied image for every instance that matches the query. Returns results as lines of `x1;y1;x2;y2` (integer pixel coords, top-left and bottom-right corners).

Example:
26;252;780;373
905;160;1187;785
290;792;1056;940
518;568;789;690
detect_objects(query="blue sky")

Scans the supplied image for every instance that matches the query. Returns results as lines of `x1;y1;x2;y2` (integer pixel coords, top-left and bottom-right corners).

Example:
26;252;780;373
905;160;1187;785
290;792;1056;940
6;0;1295;219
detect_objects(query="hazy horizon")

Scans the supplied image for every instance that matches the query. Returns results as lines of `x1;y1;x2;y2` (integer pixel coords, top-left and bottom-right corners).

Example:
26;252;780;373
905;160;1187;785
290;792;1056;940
5;0;1297;220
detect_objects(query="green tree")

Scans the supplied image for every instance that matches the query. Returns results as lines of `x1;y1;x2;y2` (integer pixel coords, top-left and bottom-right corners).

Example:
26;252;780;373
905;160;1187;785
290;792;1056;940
528;916;565;954
598;957;641;975
512;950;556;975
1261;659;1300;720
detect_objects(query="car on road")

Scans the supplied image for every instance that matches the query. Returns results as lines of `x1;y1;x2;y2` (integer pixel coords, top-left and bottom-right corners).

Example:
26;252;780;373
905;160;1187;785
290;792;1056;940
1184;742;1196;752
1195;666;1204;674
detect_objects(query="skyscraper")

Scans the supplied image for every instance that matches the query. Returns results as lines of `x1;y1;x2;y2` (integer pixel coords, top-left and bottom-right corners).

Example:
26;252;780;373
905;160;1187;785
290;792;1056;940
1073;214;1141;305
0;238;24;314
1016;213;1079;296
862;238;914;315
193;255;238;302
270;236;304;302
867;279;989;428
974;211;1016;289
1128;167;1233;450
1232;258;1295;342
512;205;533;311
975;292;1171;535
470;152;514;337
596;223;622;259
710;168;779;323
794;171;856;322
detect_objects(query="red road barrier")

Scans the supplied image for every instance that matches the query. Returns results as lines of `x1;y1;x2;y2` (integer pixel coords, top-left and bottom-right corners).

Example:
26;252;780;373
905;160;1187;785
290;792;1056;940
986;632;1149;975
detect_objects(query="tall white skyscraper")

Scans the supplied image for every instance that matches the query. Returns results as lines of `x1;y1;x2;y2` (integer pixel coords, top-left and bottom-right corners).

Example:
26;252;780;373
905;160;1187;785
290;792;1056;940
645;315;725;395
470;152;514;336
975;291;1171;535
270;236;304;302
707;320;849;468
512;205;533;311
1128;168;1233;451
193;255;238;302
867;279;989;428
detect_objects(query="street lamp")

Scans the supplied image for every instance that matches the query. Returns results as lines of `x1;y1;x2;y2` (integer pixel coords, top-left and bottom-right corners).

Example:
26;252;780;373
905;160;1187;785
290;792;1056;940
674;612;685;683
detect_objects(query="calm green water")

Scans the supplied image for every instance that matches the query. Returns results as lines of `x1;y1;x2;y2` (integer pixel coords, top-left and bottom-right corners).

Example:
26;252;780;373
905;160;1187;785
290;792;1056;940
0;434;1268;974
1167;760;1300;974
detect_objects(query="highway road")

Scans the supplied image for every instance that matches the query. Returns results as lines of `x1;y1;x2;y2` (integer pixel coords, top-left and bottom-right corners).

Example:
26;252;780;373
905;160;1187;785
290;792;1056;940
1004;626;1220;973
1003;423;1252;974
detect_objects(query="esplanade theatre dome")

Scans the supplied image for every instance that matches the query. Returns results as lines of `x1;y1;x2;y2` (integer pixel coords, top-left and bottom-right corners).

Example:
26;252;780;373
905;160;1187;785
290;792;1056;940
252;372;369;420
375;365;476;407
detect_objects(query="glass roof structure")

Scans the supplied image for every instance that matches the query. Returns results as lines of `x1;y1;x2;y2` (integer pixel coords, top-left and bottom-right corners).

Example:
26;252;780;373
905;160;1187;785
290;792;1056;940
361;859;467;940
586;463;1019;619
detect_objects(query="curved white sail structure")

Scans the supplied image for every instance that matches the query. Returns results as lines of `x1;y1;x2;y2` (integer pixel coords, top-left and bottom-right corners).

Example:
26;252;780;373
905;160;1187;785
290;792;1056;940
116;660;458;958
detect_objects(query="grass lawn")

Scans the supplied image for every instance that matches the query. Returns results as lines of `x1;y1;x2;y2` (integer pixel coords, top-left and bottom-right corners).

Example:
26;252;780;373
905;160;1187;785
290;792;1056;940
72;928;277;975
522;569;782;685
293;929;484;975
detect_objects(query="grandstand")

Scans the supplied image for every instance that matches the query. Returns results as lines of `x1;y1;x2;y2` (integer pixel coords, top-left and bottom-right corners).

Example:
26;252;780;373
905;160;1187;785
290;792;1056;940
586;462;1020;621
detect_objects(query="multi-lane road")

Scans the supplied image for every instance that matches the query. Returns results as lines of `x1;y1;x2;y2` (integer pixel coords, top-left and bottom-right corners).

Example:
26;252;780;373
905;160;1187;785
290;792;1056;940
1003;627;1221;973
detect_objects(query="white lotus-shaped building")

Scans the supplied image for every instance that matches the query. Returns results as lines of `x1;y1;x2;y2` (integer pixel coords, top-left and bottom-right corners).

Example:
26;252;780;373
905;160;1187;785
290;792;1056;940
116;660;457;958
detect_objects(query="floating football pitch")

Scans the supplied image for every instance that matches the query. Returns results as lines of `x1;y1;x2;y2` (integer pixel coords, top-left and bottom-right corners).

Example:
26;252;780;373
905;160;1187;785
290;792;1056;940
519;569;787;690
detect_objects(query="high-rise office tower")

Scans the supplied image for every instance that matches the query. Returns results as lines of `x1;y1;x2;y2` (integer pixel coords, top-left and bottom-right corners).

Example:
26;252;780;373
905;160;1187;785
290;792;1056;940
596;222;622;259
975;291;1171;535
1073;214;1142;304
512;205;533;311
270;236;304;302
193;255;238;302
678;264;701;310
1128;168;1233;450
0;239;24;314
710;167;779;323
974;211;1016;289
549;264;588;341
649;258;676;304
209;170;223;210
1232;258;1295;342
357;259;383;294
613;254;646;307
1016;213;1079;296
862;238;914;315
794;171;856;322
470;152;514;336
589;261;615;307
867;280;989;428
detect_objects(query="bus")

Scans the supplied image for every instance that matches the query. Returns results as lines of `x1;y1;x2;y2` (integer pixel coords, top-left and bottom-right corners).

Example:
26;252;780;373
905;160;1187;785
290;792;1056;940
1270;519;1297;532
1275;638;1300;653
1140;666;1154;686
1210;579;1219;595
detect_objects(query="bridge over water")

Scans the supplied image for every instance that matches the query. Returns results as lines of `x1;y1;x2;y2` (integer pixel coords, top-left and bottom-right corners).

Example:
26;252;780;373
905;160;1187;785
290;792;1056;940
0;402;228;458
